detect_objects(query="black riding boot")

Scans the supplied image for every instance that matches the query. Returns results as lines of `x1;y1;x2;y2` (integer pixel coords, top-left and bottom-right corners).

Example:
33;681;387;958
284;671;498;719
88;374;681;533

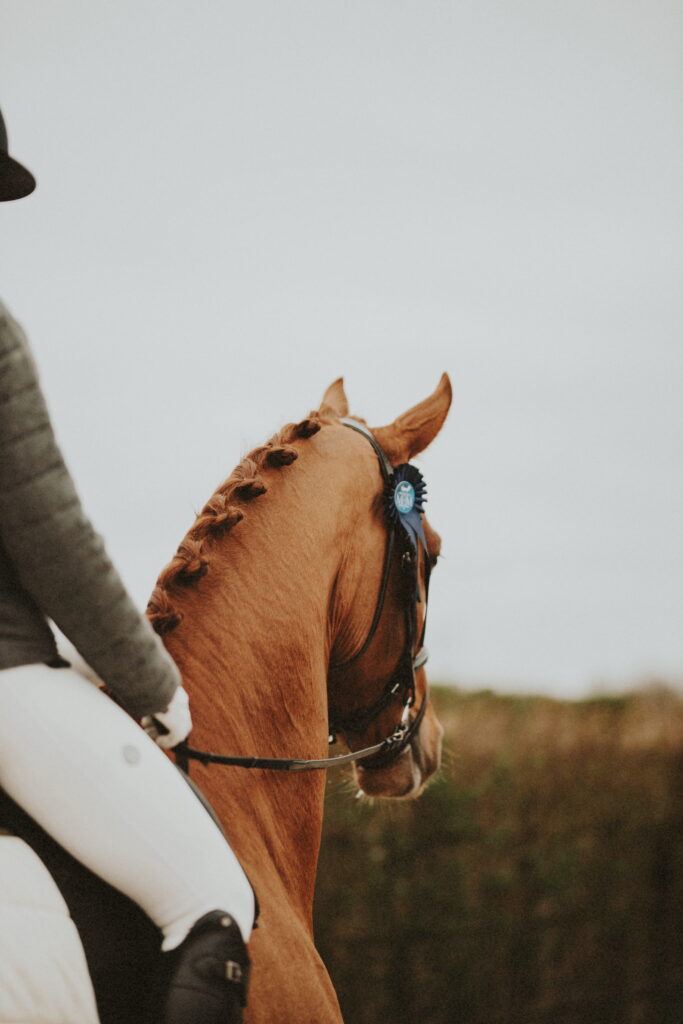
162;910;250;1024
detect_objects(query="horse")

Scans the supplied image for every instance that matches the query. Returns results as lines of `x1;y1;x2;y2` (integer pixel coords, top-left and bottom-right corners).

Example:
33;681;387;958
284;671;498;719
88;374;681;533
0;373;451;1023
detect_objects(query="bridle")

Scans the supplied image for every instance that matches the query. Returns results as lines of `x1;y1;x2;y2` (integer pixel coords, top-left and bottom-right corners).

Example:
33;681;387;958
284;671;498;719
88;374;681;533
326;418;431;770
174;418;431;775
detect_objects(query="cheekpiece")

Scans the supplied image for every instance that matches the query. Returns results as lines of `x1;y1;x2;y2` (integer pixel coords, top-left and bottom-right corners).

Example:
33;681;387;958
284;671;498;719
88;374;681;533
384;463;428;552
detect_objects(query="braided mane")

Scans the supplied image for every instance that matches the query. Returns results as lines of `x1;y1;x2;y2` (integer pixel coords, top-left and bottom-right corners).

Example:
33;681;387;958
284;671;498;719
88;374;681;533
147;412;326;635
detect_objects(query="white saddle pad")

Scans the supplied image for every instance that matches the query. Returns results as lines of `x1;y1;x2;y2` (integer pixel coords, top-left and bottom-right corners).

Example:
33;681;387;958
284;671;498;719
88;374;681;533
0;835;100;1024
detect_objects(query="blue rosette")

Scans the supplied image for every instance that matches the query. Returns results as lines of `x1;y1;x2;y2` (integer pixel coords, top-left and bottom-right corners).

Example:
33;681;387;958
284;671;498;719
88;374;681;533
384;463;428;552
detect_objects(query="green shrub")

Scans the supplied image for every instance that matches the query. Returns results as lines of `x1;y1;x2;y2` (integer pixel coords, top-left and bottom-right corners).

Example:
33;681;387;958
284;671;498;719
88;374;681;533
314;686;683;1024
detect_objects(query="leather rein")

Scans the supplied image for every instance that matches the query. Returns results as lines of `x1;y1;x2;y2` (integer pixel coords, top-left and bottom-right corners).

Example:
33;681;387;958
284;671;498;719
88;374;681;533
173;418;431;775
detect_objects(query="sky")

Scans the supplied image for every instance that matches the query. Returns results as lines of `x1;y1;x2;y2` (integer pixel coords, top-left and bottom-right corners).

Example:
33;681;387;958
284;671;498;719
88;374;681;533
2;1;682;696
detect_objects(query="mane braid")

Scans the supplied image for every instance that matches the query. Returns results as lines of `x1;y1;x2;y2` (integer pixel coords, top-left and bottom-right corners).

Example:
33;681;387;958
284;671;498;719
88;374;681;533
147;412;325;635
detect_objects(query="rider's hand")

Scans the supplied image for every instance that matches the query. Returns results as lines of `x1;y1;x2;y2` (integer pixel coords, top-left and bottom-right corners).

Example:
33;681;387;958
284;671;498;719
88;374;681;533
141;685;192;748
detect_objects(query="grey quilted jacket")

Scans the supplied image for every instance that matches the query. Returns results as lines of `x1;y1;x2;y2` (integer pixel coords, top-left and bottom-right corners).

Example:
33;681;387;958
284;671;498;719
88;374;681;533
0;300;179;717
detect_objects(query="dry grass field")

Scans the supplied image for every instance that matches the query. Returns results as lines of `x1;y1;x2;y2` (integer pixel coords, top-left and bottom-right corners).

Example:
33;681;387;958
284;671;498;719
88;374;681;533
315;685;683;1024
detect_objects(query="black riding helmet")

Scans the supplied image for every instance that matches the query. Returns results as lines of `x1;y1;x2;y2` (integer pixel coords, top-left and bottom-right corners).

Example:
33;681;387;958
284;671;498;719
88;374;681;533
0;107;36;201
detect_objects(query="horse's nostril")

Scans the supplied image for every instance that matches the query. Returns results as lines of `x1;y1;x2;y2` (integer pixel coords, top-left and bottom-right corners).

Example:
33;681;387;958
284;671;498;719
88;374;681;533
410;732;442;781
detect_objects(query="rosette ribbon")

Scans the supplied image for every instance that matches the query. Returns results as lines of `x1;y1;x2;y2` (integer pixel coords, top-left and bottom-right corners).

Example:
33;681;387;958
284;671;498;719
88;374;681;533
384;463;428;553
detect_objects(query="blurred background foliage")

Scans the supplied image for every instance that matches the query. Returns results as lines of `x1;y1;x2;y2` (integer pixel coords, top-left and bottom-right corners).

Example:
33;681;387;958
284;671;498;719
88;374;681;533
314;685;683;1024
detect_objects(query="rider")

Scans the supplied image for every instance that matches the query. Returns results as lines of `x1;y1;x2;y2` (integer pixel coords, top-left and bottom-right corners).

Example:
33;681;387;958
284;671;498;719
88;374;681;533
0;106;254;1024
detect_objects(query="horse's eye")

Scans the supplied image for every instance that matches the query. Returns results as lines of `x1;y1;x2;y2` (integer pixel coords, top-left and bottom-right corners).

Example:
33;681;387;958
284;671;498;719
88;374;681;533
428;551;440;570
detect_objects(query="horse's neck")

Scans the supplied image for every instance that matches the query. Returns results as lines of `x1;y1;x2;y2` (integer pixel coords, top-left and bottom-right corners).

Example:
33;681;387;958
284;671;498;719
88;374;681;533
163;487;338;923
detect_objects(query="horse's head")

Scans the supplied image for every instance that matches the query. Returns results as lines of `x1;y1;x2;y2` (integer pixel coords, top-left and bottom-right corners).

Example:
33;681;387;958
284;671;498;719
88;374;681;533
323;374;452;799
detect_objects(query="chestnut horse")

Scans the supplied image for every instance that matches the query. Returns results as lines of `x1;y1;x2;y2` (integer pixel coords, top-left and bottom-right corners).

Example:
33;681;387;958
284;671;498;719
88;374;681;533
146;374;452;1023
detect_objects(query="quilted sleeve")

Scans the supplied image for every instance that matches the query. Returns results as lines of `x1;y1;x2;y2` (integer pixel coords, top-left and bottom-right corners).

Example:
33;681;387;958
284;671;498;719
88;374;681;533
0;303;179;717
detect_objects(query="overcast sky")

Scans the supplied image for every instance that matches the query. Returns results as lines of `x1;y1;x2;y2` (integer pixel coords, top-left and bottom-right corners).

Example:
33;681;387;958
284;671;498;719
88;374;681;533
2;1;682;696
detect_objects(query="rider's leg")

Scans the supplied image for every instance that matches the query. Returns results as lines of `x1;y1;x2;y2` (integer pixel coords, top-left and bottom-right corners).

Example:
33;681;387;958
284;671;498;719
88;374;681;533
0;663;254;1017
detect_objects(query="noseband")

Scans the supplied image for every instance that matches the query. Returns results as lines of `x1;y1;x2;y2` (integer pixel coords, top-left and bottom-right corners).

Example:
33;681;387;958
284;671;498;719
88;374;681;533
174;419;431;775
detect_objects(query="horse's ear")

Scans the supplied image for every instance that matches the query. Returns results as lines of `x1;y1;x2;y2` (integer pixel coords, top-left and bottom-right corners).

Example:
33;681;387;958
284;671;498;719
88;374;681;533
373;373;452;463
319;378;349;418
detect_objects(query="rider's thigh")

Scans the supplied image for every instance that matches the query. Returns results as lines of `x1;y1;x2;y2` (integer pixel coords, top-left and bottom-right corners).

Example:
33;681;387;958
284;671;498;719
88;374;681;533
0;662;254;947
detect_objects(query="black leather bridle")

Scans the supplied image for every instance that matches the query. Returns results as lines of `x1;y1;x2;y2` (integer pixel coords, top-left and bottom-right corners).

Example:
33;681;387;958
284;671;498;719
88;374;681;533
174;418;431;775
326;418;431;770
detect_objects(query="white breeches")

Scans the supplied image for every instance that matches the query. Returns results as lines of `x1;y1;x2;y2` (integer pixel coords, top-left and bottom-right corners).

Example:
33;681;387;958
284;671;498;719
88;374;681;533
0;663;254;950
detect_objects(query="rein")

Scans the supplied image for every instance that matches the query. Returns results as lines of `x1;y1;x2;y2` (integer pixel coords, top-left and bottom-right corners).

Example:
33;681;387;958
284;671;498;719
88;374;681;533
174;685;428;773
173;418;431;775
